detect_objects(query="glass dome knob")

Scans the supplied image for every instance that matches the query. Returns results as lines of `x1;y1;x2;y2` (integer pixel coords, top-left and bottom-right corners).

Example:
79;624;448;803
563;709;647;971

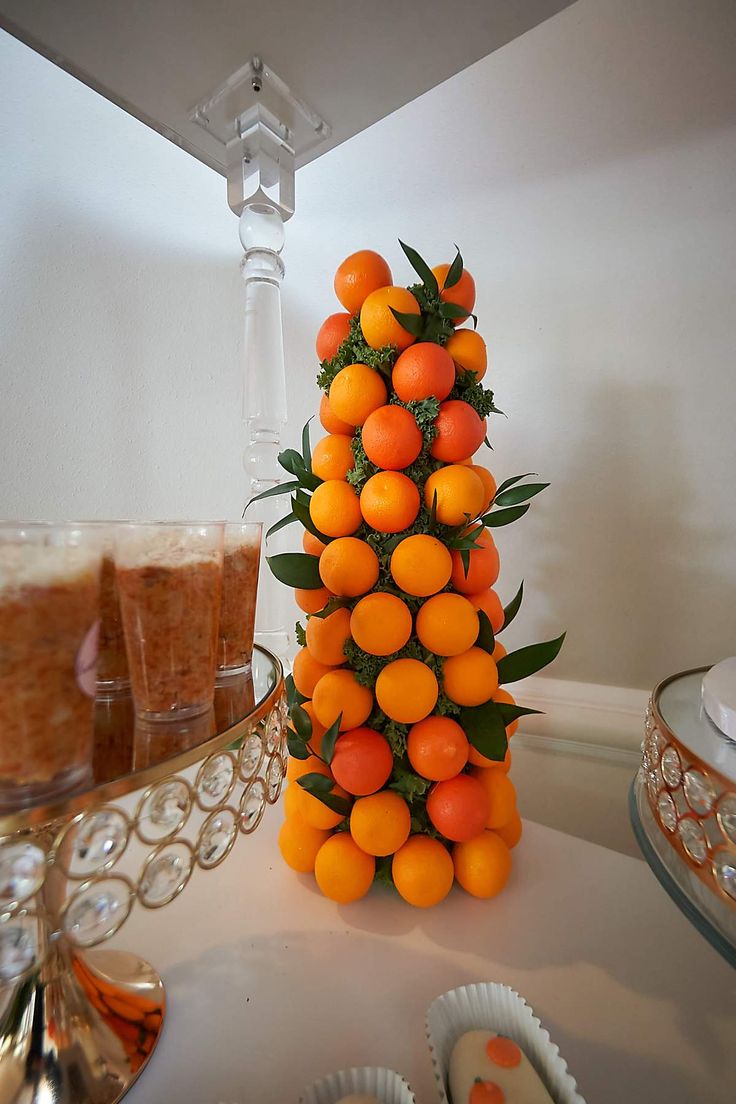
239;203;285;253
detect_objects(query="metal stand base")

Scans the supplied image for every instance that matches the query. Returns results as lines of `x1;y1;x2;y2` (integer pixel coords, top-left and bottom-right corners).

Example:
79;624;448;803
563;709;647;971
0;947;165;1104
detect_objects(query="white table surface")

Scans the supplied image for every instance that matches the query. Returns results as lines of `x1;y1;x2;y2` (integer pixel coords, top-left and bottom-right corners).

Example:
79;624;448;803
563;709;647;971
117;811;735;1104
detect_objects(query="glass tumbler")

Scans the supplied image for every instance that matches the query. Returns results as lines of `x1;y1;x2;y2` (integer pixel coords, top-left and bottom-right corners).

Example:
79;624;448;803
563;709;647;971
114;523;224;720
0;522;104;809
217;522;262;677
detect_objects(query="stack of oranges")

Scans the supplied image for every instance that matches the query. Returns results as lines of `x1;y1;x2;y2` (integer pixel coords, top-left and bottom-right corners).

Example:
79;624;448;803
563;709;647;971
278;245;523;908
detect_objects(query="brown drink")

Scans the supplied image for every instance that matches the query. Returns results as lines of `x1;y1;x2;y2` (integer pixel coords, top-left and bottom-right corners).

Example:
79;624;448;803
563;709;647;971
218;523;262;675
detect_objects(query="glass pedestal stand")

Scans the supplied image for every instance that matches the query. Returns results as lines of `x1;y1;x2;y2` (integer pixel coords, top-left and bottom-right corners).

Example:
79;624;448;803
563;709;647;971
0;647;286;1104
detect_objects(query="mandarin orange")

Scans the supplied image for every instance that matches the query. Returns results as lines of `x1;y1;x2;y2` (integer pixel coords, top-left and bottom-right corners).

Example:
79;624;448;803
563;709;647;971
467;588;504;633
312;669;373;731
450;527;500;593
349;592;412;656
292;648;334;698
470;465;496;512
391;342;455;402
360;286;420;351
278;818;332;873
318;537;379;597
360;471;420;533
316;312;352;362
427;774;489;842
350;791;411;857
390;534;452;597
329;363;388;427
334;250;392;314
432;263;476;323
391;835;454;908
375;658;438;724
295;585;331;615
415;593;479;657
430;400;486;463
314;833;375;903
311;434;354;482
445;328;487;380
319;392;354;436
331;726;393;796
302;530;328;557
309;479;362;538
361;405;422;470
407;716;469;781
442;646;499;707
305;606;351;667
424;464;485;526
452;830;511;899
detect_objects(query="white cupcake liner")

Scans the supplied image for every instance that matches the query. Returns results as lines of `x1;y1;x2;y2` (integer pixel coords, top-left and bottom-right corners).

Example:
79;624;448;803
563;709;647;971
426;983;586;1104
299;1065;416;1104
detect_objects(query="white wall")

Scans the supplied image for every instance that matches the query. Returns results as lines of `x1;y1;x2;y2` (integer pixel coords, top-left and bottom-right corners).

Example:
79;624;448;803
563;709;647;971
1;0;735;692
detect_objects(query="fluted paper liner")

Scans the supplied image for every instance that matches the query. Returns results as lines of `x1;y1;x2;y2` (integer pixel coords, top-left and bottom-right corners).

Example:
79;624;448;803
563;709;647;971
426;983;586;1104
300;1065;416;1104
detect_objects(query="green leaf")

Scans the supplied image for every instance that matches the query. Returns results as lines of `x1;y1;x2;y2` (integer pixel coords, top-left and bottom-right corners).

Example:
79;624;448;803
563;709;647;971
294;621;307;648
429;489;438;533
475;609;495;654
497;633;566;684
287;730;309;760
443;246;464;289
480;504;530;527
310;596;351;620
316;792;352;817
246;479;302;508
267;553;322;589
439;302;470;320
301;418;313;470
285;674;307;709
484;435;493;450
297;772;334;795
459;700;508;762
494;482;549;508
497;702;543;726
296;469;322;493
493;473;536;499
291;495;332;545
320;714;342;765
265;511;297;540
399;240;438;296
291;703;312;743
460;547;471;577
389;308;424;338
278;449;306;476
502;581;524;630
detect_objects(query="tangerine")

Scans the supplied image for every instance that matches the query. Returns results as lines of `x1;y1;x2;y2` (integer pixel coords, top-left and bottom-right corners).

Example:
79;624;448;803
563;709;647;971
286;752;328;785
283;782;303;819
299;700;327;756
375;658;438;724
407;716;469;781
424;464;485;527
360;286;420;351
492;640;507;663
297;778;351;831
391;342;455;403
496;809;522;849
471;768;517;829
350;791;411;856
415;593;479;657
329;363;388;427
319;392;354;436
305;606;351;666
293;648;334;698
361;405;423;470
469;745;512;771
430;400;486;463
295;586;331;615
312;669;374;731
450;527;500;593
445;328;487;381
334;250;392;314
391;835;454;908
442;647;499;707
350;592;412;656
432;263;476;323
493;688;519;738
316;312;352;362
311;434;354;482
470;464;496;511
331;727;393;796
314;833;375;903
309;479;362;538
452;830;511;898
319;537;379;597
278;818;331;873
360;471;420;533
467;588;504;633
302;531;328;557
390;534;453;597
427;774;490;842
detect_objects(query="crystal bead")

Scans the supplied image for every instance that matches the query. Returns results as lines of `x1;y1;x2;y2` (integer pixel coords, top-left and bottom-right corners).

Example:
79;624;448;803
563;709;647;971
66;809;129;878
266;753;285;803
239;731;264;781
677;817;707;865
63;878;132;947
139;844;193;907
197;809;237;869
196;753;235;809
0;842;46;907
265;709;282;754
712;849;736;900
660;746;682;788
0;918;37;980
646;768;661;802
716;793;736;845
240;778;266;834
683;769;716;817
137;779;191;843
657;790;677;833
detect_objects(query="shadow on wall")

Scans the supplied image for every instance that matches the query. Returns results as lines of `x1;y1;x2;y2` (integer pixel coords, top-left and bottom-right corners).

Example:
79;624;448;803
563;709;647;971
0;199;243;520
530;379;736;690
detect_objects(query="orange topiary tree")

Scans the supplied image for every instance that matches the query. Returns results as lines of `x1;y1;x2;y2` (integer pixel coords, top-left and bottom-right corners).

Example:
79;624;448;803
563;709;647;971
249;241;564;906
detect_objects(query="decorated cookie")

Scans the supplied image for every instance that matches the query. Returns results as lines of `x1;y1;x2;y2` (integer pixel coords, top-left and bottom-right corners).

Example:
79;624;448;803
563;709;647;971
449;1031;554;1103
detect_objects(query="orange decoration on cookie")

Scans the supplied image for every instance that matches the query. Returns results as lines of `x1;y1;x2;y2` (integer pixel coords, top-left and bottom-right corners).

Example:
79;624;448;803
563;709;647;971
486;1036;522;1068
469;1080;505;1104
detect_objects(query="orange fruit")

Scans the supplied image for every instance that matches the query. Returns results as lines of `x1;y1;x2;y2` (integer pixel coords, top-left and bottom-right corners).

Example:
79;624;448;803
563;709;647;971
471;768;517;829
424;465;485;527
299;700;327;756
311;434;354;482
329;363;388;428
360;286;420;351
452;830;511;898
305;606;351;666
443;647;499;707
297;779;351;831
430;400;486;463
302;531;328;557
427;774;490;841
283;782;303;818
375;658;438;724
469;744;512;771
331;727;393;796
295;586;331;614
445;329;487;381
293;648;334;698
492;688;519;737
278;817;331;873
415;593;479;656
360;471;420;533
392;342;455;403
319;537;379;597
391;835;454;908
350;592;412;656
496;809;522;849
450;527;500;593
432;263;476;323
361;405;423;471
350;791;411;857
467;588;504;634
312;669;374;731
334;250;392;314
319;392;354;436
390;534;452;597
469;465;496;512
492;640;507;663
316;312;352;362
407;716;469;781
286;752;328;785
314;833;375;903
309;479;362;538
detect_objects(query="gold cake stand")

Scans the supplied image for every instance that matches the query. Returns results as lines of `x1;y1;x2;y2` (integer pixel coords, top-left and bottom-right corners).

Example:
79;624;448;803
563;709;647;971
0;645;286;1104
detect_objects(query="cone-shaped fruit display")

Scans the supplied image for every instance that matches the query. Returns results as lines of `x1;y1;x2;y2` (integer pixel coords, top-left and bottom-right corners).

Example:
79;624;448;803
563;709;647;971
250;241;564;906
